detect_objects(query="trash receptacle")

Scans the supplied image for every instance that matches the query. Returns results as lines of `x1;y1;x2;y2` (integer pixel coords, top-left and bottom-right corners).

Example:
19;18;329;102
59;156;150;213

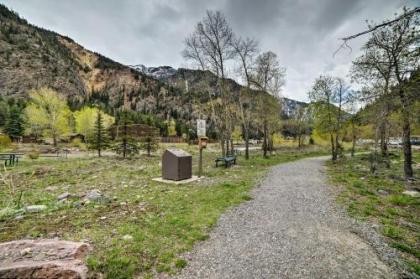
162;149;192;180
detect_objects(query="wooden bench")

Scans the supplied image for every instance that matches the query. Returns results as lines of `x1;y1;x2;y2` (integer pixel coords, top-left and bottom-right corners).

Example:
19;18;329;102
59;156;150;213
0;153;23;166
215;156;236;167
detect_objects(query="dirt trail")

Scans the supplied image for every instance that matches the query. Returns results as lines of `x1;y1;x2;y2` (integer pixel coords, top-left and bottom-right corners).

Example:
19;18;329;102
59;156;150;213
175;156;397;279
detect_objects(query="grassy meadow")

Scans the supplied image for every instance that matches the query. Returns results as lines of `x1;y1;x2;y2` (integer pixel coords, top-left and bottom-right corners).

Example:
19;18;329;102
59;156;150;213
327;150;420;275
0;143;327;278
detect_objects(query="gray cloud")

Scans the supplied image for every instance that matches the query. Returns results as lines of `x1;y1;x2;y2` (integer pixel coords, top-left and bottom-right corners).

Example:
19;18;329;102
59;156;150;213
1;0;415;101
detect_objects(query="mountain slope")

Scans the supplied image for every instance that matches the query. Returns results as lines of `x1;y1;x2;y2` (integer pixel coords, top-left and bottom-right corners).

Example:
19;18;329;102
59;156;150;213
130;65;307;117
0;4;305;136
0;4;162;108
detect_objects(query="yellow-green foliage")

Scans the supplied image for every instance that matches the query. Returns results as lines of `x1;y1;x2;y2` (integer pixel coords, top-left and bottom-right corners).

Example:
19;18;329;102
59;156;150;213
232;126;242;143
74;107;114;141
272;133;297;147
0;135;11;150
70;138;87;151
166;118;176;136
27;150;39;160
24;87;72;142
311;128;330;146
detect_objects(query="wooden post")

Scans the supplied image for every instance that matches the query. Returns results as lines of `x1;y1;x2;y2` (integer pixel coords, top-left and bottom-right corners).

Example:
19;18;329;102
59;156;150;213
198;146;203;178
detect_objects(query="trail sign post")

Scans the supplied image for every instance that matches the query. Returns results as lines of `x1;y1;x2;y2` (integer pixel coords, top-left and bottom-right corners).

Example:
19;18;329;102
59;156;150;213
197;119;206;138
197;119;207;178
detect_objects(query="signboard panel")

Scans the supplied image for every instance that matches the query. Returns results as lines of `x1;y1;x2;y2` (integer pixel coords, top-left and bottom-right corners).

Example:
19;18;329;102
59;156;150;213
197;119;206;137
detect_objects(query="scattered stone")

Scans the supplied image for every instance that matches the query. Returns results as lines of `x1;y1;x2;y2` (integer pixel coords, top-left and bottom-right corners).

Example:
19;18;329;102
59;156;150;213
122;235;133;241
57;192;71;201
45;186;58;192
399;220;420;231
34;166;53;176
377;189;389;196
99;216;107;220
25;205;47;213
0;239;91;279
85;189;102;201
138;202;148;212
402;190;420;197
73;201;82;209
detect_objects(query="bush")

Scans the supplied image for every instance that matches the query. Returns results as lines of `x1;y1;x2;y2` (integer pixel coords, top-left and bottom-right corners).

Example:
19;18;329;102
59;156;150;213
70;138;87;151
309;137;315;145
0;134;11;149
28;150;39;160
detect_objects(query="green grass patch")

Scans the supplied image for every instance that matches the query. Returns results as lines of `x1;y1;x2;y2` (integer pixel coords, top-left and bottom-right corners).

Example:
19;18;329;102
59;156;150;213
0;144;327;278
327;151;420;275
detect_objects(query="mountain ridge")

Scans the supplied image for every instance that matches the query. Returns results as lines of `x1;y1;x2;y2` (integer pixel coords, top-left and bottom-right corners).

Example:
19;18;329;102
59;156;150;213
0;3;305;129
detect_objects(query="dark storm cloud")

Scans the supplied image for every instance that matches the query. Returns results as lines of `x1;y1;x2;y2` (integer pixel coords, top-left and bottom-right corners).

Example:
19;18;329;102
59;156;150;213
0;0;415;101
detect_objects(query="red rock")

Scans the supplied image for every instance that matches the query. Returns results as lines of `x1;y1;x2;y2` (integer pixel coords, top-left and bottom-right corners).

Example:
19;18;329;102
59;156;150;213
0;239;91;279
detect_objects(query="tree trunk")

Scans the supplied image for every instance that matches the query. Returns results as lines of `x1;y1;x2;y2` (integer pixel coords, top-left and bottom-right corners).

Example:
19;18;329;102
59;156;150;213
379;121;388;157
330;134;337;161
53;134;57;147
230;139;234;155
402;118;413;178
244;127;249;160
225;139;230;156
220;139;225;157
122;138;127;158
335;134;340;159
263;122;268;158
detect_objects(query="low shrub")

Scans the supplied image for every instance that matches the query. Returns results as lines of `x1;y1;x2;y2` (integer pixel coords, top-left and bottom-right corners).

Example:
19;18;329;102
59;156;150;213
70;138;87;151
0;134;12;149
27;150;40;160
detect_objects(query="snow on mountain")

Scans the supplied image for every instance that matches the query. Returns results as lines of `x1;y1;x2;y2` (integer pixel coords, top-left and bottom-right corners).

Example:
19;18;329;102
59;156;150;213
129;64;177;80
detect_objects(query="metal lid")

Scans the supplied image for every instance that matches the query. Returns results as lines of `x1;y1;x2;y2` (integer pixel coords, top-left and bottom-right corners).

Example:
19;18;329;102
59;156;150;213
165;149;192;157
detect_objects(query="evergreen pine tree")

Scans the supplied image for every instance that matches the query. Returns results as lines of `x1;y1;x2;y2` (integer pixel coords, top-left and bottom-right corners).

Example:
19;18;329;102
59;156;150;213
139;135;159;157
113;111;139;158
4;106;24;141
89;111;110;157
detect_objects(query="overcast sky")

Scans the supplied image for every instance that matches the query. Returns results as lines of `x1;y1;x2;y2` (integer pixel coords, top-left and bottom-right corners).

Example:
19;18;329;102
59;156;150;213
1;0;416;101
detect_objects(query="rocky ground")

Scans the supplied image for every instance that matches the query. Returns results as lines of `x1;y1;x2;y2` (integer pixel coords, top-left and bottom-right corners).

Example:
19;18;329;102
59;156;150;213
0;239;91;278
175;157;406;279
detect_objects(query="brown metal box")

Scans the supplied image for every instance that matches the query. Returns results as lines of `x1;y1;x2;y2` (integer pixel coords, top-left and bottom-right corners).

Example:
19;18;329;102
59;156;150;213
162;149;192;181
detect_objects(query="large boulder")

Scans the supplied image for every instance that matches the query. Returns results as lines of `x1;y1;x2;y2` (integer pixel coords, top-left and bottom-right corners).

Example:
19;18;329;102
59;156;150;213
0;239;91;279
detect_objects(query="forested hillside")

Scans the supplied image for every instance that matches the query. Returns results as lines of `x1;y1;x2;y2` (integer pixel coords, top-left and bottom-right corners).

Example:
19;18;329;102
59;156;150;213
0;4;303;138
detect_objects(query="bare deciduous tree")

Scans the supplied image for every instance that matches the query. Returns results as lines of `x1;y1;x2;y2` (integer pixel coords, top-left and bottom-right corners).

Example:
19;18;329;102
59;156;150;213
251;51;286;157
351;9;419;177
232;36;259;159
182;10;236;156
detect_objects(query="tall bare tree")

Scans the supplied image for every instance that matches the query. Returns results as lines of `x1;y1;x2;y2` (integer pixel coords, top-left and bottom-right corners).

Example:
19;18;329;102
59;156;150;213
351;29;395;156
336;7;420;54
182;10;236;156
351;8;419;177
232;36;259;159
251;51;286;157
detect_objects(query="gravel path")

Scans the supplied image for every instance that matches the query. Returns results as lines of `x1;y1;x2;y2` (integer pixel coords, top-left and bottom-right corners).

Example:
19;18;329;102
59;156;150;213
175;156;400;279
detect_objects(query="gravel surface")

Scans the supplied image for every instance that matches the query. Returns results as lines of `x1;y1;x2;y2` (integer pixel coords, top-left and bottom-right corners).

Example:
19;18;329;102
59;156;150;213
175;156;404;279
